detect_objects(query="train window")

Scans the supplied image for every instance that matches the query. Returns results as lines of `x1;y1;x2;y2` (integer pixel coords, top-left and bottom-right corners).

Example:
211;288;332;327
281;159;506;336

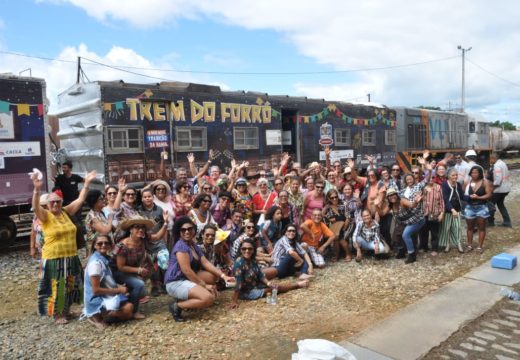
105;126;144;154
385;130;396;146
175;127;207;152
234;127;259;150
334;129;351;146
362;130;376;146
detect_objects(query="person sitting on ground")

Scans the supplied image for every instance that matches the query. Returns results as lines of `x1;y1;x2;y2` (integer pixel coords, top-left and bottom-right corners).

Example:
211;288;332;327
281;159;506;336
83;235;134;329
164;217;235;322
323;189;351;262
265;224;314;280
353;209;389;262
260;205;283;253
198;225;233;275
229;239;309;309
113;186;141;242
300;208;337;268
112;216;155;319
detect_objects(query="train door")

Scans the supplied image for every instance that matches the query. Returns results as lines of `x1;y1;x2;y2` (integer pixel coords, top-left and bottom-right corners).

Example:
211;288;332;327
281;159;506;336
282;109;299;163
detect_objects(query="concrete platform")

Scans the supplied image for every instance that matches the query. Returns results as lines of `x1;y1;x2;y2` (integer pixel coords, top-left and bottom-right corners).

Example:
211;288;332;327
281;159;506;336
340;245;520;360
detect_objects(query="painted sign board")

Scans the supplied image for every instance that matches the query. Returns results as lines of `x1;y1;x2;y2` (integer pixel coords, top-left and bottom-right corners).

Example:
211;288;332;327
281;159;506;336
319;149;354;161
0;141;41;157
266;129;282;146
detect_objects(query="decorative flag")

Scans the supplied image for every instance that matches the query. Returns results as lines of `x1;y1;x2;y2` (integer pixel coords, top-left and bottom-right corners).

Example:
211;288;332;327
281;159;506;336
17;104;30;116
103;103;112;111
0;100;9;113
323;108;329;116
115;101;124;111
37;104;44;116
304;116;309;123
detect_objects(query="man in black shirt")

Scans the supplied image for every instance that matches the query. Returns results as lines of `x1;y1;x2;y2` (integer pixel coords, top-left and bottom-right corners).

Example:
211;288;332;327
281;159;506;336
54;161;84;206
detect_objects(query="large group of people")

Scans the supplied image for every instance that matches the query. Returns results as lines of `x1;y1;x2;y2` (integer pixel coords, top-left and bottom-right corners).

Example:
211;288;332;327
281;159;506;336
28;148;513;328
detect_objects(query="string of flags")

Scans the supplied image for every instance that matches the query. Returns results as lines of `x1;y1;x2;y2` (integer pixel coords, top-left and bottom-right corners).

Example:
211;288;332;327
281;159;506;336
102;101;126;119
0;100;44;116
278;104;396;127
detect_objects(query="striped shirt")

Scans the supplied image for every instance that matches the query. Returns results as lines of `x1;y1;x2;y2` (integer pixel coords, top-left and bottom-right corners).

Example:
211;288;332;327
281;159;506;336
421;183;445;218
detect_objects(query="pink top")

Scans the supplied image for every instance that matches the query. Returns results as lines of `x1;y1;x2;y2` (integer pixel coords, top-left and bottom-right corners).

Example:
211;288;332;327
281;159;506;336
304;194;324;220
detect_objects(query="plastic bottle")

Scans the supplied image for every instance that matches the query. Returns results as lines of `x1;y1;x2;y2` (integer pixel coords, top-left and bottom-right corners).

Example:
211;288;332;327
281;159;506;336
271;288;278;305
500;288;520;301
265;294;272;304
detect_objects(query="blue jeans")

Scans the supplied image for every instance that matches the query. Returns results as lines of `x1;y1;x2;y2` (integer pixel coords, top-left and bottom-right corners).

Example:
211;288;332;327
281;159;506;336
402;218;425;254
113;271;146;312
275;254;309;279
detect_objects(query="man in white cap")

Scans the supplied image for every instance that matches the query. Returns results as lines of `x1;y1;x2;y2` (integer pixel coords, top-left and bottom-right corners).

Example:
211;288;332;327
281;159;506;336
463;149;483;183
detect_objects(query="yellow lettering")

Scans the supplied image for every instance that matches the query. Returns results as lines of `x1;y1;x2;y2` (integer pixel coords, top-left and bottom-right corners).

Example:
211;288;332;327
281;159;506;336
153;103;166;121
126;99;138;121
251;105;262;123
221;103;231;122
230;104;240;123
241;104;251;123
203;102;216;122
262;106;271;123
169;100;185;121
190;99;204;123
140;102;153;121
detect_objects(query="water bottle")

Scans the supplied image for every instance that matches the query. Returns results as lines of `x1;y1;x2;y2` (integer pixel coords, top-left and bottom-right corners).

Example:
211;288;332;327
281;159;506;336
500;288;520;301
265;294;272;304
271;288;278;305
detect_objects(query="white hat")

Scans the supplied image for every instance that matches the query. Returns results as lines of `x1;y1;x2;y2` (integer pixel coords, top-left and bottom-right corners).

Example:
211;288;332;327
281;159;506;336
465;149;477;157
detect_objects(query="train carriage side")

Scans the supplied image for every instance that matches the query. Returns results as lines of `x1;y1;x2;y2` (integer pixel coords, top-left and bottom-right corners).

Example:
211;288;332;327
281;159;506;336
395;107;469;170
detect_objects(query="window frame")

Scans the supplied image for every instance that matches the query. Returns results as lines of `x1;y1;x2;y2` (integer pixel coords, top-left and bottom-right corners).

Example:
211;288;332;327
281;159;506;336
384;130;396;146
175;126;208;152
362;129;377;146
334;128;351;146
105;126;144;154
233;127;259;150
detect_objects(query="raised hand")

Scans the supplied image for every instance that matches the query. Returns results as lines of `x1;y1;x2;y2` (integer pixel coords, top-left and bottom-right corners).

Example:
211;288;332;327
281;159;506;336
162;209;170;223
231;159;237;169
365;154;375;164
347;158;355;169
209;149;214;160
417;156;426;165
118;178;127;192
85;170;97;184
324;146;331;156
30;172;44;191
187;153;195;163
423;149;430;159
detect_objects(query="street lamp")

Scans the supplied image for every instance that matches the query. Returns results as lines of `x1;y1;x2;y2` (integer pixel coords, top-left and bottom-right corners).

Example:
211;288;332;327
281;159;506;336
458;45;472;112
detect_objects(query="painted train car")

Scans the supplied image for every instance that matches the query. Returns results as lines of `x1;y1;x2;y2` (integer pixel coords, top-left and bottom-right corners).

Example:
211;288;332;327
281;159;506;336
55;81;397;186
395;107;491;169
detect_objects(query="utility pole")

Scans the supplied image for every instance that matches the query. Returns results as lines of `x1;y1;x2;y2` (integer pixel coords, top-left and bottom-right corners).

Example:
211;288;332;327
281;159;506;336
457;45;472;112
76;56;81;84
367;93;371;102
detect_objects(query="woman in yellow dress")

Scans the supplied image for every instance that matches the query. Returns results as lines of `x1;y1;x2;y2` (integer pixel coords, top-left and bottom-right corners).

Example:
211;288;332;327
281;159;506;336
31;170;97;324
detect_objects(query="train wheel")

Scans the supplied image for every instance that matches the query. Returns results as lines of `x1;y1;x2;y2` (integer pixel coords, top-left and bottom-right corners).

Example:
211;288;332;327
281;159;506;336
0;218;17;248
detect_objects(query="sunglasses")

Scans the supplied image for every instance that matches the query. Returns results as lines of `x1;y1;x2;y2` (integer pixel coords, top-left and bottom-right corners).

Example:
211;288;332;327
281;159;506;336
180;226;194;233
107;192;117;196
412;171;420;175
202;187;212;191
315;186;324;189
133;225;146;230
241;247;254;252
329;196;338;200
156;187;166;192
204;233;216;237
344;172;351;175
286;229;297;233
181;186;189;189
96;241;111;246
202;199;212;203
392;169;400;172
49;200;62;205
125;193;136;197
245;225;255;229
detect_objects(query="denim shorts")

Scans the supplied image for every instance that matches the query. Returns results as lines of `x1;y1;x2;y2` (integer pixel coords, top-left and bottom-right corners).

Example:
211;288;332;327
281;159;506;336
165;280;197;300
464;204;490;219
239;288;265;300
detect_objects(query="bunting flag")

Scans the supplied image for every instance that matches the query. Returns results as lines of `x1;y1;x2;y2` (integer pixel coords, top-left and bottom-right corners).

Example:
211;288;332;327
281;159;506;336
294;103;396;127
0;99;44;117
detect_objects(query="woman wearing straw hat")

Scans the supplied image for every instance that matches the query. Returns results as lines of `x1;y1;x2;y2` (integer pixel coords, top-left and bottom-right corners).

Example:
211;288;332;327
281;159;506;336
112;215;155;320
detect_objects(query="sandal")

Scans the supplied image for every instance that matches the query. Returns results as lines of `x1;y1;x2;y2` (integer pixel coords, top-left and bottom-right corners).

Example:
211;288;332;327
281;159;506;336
139;296;150;304
54;316;69;325
344;256;352;263
476;247;483;254
355;256;362;263
466;245;473;252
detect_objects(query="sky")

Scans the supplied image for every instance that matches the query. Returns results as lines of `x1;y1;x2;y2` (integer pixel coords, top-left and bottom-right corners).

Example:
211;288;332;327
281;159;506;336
1;0;520;124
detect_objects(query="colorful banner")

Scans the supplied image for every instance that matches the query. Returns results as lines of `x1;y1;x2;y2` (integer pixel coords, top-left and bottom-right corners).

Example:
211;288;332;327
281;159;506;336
0;100;43;117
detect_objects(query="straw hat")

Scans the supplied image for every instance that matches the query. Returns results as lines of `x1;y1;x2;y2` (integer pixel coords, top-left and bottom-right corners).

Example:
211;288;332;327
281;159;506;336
148;179;171;194
119;215;155;231
386;187;399;198
214;229;231;246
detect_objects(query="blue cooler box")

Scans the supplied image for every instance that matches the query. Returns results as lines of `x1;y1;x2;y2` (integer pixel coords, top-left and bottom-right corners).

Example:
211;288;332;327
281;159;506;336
491;253;517;270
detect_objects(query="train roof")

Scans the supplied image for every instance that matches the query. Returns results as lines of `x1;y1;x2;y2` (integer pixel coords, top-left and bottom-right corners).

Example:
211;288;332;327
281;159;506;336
58;80;390;110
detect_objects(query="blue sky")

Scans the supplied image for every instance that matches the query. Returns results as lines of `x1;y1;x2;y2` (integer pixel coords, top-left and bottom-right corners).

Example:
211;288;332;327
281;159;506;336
1;0;519;124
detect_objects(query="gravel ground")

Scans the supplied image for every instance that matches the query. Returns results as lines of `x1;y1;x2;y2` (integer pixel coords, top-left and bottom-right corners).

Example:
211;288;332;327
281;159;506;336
1;173;520;360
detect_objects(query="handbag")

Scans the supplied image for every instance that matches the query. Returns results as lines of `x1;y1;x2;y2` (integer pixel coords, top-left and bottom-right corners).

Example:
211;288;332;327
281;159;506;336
64;210;86;250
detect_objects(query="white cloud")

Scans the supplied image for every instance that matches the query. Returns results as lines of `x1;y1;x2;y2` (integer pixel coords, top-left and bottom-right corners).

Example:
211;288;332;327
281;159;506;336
0;43;224;112
32;1;520;123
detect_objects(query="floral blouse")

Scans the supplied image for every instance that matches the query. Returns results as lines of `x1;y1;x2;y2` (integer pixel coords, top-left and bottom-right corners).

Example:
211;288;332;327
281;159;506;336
233;257;265;293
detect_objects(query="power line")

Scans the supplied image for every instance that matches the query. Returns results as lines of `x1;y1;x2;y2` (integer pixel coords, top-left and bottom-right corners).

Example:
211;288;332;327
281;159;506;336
466;58;520;88
1;49;459;76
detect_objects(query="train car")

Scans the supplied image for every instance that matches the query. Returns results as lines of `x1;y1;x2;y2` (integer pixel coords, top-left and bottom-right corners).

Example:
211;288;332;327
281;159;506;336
490;127;520;155
0;74;51;247
395;107;491;170
54;80;396;185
